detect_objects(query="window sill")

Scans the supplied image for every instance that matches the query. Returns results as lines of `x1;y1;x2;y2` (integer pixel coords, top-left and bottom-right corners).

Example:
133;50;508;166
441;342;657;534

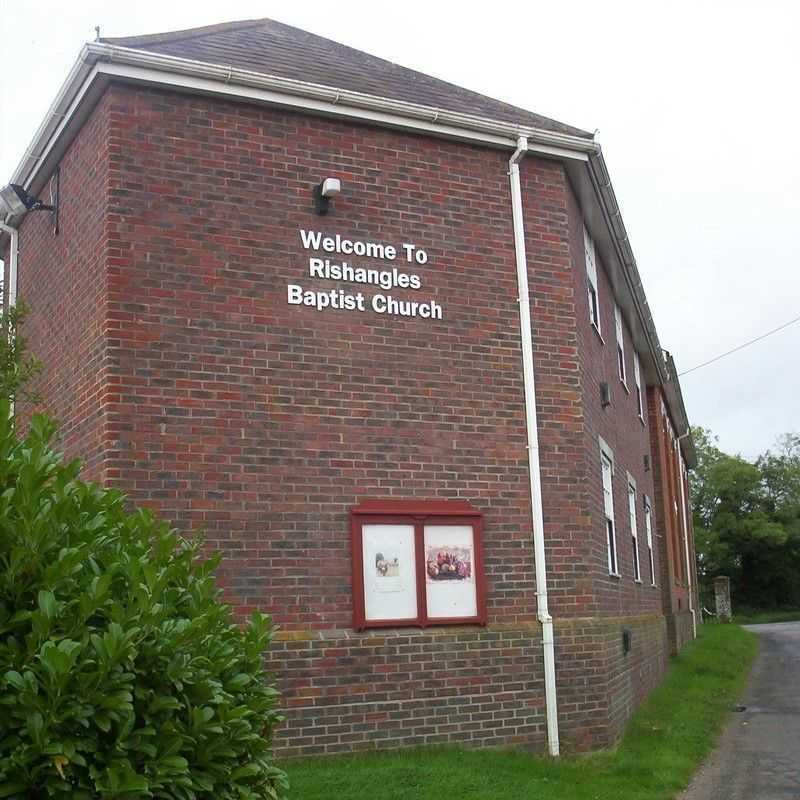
609;572;622;579
638;413;646;427
620;380;630;394
591;322;605;344
634;579;643;584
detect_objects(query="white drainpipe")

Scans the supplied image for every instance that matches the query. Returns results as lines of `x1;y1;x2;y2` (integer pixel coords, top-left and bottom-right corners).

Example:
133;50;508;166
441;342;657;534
676;438;696;638
509;136;560;757
0;221;18;307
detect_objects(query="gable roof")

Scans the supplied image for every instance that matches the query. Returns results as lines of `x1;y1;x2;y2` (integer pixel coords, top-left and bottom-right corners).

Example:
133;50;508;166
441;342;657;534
100;18;591;139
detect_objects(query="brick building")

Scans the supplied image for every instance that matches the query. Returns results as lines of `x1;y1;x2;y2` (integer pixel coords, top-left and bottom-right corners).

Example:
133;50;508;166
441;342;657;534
1;19;699;757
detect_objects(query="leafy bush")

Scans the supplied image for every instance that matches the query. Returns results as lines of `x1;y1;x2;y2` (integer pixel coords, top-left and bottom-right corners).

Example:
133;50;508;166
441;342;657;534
0;301;42;408
0;406;287;799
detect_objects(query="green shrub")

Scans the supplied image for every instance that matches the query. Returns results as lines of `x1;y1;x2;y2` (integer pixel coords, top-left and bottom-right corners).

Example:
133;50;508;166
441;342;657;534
0;406;288;799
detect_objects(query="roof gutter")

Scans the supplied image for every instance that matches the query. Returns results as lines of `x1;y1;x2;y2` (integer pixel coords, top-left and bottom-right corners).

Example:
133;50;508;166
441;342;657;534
664;352;696;467
585;151;693;455
586;152;668;386
88;45;600;151
6;47;96;201
6;42;598;197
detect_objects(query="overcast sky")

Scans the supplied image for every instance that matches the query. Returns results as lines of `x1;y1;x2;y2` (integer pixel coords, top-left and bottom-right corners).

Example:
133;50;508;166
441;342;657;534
1;0;797;460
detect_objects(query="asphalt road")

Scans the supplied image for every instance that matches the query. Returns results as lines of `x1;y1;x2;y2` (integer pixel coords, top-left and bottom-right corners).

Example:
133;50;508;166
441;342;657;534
680;621;800;800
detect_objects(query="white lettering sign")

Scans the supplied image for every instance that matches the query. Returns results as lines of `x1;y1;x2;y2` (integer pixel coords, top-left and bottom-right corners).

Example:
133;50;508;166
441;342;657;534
289;230;443;320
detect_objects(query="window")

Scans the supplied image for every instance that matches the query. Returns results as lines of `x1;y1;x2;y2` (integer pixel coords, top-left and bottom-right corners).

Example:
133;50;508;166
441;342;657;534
351;500;486;630
634;351;644;421
584;226;601;333
669;434;685;584
628;477;641;582
601;448;618;575
615;304;627;387
644;496;656;585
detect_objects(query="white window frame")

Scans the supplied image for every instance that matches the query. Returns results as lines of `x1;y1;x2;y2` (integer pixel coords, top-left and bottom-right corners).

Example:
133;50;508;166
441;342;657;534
584;226;601;336
599;438;619;577
614;304;627;389
644;495;656;586
627;474;641;583
633;351;644;422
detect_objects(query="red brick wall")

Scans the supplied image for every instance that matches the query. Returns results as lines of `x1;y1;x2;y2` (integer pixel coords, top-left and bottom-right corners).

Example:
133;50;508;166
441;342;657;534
100;83;554;753
567;186;661;609
647;386;695;653
560;181;668;746
9;93;112;480
519;161;589;620
16;80;677;755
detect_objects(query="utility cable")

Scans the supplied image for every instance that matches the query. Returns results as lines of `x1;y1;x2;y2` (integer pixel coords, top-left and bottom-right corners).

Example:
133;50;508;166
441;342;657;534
679;313;800;377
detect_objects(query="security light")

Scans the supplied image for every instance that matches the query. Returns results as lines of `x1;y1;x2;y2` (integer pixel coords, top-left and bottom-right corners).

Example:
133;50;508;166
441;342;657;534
314;177;342;215
321;178;341;197
0;184;55;216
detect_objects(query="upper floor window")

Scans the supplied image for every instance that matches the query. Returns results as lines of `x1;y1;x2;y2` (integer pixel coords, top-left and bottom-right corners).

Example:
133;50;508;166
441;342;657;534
615;304;627;387
600;446;618;576
628;477;641;582
584;226;601;334
644;496;656;585
634;351;644;421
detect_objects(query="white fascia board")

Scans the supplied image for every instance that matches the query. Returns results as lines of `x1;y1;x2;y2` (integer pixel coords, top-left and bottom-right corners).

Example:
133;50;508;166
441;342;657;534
584;154;670;387
89;61;593;161
0;40;583;247
6;42;594;210
10;47;96;189
97;61;518;150
12;65;106;200
84;43;599;153
97;60;590;162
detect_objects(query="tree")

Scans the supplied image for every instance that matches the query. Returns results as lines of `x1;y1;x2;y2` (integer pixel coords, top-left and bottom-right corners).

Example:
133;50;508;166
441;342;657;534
689;426;725;529
692;427;800;609
0;301;42;407
758;434;800;514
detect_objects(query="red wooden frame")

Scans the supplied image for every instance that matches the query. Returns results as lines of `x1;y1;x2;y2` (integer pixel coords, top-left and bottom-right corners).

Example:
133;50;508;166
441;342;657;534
351;500;487;631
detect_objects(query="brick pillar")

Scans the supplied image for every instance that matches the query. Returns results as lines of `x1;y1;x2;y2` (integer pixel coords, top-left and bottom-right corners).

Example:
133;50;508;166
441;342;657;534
714;576;732;622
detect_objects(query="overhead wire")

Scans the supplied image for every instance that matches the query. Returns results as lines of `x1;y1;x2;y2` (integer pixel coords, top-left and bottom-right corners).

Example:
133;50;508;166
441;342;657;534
679;313;800;377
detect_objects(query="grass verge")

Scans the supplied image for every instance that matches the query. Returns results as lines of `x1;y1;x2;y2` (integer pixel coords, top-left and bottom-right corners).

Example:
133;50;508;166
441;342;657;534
733;607;800;625
285;624;756;800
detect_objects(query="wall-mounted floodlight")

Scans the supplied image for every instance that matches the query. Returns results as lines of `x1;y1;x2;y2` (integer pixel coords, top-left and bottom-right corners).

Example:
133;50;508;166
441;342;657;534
0;184;55;216
314;177;341;215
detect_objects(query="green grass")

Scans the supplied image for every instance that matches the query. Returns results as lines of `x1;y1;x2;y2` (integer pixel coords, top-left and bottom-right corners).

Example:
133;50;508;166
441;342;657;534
733;607;800;625
285;624;756;800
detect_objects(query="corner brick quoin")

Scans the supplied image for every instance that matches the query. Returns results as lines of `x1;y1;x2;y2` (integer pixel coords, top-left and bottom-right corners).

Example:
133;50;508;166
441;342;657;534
8;76;698;757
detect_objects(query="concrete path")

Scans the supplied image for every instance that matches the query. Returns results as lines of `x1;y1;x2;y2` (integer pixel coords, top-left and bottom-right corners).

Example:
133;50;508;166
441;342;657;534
680;621;800;800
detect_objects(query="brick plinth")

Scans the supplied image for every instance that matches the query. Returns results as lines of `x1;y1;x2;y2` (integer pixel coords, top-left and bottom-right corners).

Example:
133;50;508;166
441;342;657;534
268;624;545;757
